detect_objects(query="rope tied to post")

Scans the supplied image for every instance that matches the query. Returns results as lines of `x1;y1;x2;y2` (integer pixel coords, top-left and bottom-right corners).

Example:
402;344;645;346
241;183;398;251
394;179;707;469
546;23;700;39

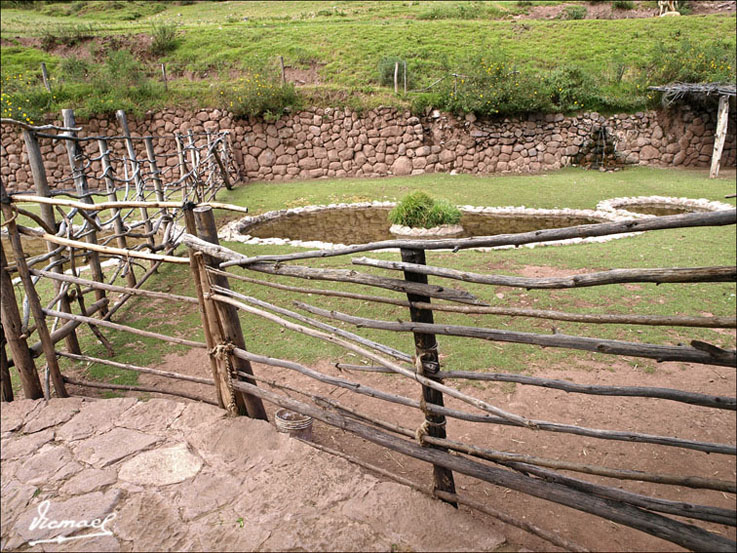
209;341;238;416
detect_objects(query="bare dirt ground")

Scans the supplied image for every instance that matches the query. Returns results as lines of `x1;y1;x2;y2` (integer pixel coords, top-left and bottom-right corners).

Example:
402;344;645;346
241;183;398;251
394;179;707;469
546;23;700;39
517;1;736;20
131;341;737;552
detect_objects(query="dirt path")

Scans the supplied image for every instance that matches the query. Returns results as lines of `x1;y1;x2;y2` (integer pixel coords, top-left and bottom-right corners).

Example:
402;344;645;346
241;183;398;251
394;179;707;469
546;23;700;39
139;347;737;552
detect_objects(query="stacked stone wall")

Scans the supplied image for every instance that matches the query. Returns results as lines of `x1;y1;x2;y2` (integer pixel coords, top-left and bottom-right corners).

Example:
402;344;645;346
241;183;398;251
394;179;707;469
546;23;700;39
2;103;734;192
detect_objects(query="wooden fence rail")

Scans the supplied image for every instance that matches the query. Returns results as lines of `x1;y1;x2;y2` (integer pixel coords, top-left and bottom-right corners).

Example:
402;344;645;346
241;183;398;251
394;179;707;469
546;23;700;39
1;120;734;551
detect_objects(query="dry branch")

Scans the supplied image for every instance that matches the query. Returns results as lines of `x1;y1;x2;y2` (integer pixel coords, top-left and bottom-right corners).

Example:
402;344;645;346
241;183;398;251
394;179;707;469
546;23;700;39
62;375;217;405
16;225;189;264
210;284;412;363
353;257;737;288
43;308;206;349
227;334;734;454
8;194;249;214
58;351;214;385
31;269;198;304
206;268;734;328
211;293;533;427
334;364;735;410
295;303;737;368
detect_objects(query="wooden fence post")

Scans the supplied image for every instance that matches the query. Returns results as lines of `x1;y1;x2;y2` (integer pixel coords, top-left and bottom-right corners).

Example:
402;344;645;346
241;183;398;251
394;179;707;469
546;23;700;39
61;109;108;314
161;63;168;91
0;322;12;402
1;243;43;400
183;207;226;409
1;194;67;398
280;55;286;85
116;110;157;263
710;94;729;179
98;138;137;288
23;127;82;353
394;61;399;94
41;62;52;93
399;245;457;504
192;206;268;420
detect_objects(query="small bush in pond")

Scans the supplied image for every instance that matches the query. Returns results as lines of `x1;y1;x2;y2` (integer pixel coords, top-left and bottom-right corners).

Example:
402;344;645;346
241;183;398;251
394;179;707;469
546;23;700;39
388;191;461;229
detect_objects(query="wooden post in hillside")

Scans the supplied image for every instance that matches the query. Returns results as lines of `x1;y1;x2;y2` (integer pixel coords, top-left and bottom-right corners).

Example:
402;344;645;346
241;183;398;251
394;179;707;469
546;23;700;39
23;127;82;353
61;109;108;314
98;138;137;288
41;62;52;93
192;206;267;420
710;95;730;179
399;245;457;504
161;63;168;91
394;61;399;94
1;190;67;398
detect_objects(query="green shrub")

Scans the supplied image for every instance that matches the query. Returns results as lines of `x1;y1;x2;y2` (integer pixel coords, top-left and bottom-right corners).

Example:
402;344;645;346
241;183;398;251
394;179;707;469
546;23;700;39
219;72;301;120
59;56;91;80
561;5;587;19
388;191;461;229
0;71;51;124
647;38;735;84
545;65;600;112
149;22;178;56
612;0;635;9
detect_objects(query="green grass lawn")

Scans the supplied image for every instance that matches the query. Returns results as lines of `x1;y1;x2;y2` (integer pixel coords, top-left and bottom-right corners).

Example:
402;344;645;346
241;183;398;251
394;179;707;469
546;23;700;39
8;166;733;397
1;1;734;120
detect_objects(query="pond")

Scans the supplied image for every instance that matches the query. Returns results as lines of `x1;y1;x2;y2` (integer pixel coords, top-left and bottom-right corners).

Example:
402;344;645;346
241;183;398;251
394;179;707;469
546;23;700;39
220;196;734;249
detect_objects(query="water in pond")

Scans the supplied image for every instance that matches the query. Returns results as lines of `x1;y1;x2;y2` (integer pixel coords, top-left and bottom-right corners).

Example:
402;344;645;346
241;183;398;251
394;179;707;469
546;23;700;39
236;206;613;245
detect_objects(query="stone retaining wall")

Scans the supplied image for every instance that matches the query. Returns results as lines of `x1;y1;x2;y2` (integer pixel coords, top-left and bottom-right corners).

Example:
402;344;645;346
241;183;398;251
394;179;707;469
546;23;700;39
2;102;734;192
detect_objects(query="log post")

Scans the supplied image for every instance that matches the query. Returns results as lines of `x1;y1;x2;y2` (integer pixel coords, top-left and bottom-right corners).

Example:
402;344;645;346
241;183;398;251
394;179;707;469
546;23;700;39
0;242;42;399
394;61;399;94
710;94;730;179
0;322;12;401
161;63;168;91
41;62;52;93
116;110;157;263
98;138;137;288
210;142;232;191
399;245;457;504
186;130;201;201
23;128;82;353
175;133;187;183
192;206;267;420
61;109;108;314
183;206;226;408
1;193;67;397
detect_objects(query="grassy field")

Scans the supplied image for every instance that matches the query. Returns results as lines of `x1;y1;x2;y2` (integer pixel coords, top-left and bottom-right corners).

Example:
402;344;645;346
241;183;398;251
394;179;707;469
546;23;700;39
7;166;734;397
1;1;734;120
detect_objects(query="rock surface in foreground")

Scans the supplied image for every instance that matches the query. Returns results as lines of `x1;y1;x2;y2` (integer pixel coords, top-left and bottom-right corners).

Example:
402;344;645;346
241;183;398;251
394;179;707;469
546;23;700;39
1;398;506;551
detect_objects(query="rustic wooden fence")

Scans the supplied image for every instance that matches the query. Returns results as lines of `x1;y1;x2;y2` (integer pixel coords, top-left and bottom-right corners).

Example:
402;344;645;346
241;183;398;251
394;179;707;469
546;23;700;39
1;119;736;552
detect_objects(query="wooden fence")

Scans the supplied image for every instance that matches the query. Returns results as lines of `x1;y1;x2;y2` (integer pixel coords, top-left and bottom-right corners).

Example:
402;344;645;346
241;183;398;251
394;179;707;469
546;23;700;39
1;120;736;552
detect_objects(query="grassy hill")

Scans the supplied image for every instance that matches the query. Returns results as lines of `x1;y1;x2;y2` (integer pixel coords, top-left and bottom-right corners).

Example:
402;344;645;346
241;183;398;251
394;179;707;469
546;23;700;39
1;1;735;123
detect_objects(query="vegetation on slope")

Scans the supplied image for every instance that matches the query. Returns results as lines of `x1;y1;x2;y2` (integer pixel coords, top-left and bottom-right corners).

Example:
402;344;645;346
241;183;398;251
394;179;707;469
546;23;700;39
1;1;735;122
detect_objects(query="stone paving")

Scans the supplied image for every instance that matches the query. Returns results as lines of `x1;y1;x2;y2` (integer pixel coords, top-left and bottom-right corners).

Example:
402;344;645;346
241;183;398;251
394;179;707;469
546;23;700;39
1;398;506;552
